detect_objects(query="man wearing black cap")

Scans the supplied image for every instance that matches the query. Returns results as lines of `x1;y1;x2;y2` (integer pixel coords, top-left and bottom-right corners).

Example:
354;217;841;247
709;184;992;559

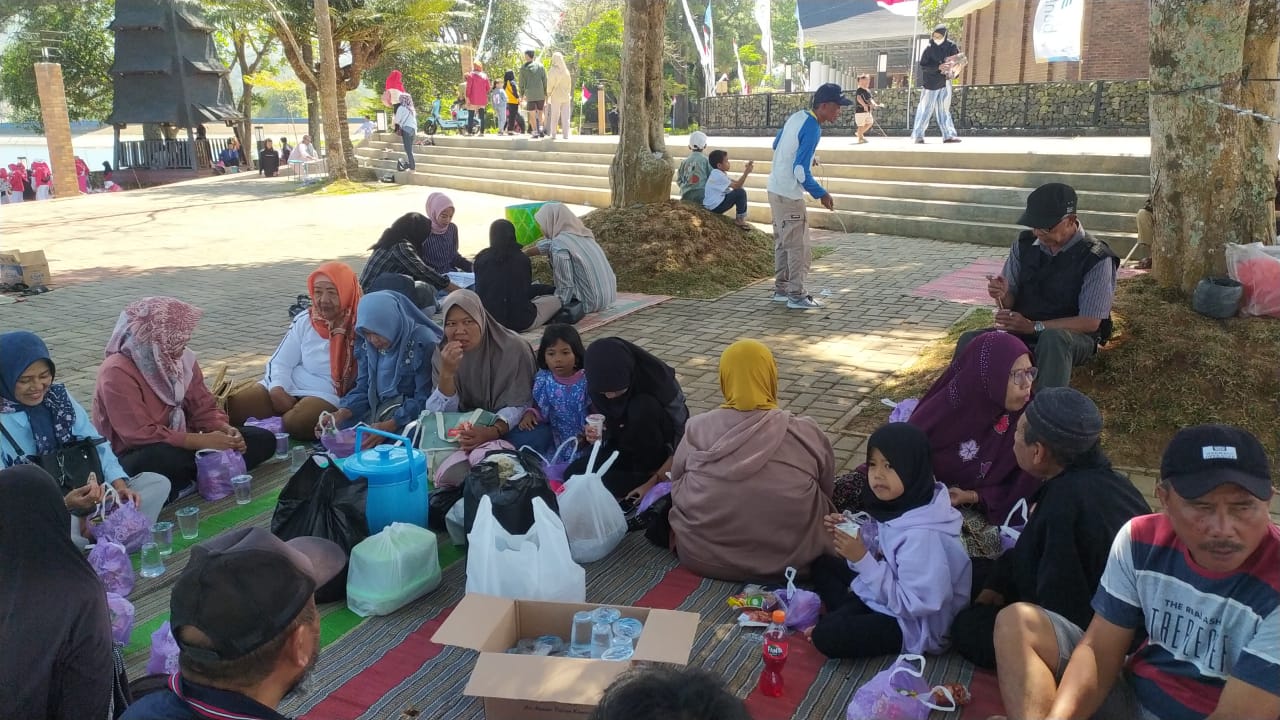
950;388;1149;670
766;82;852;310
910;24;962;144
958;182;1119;389
121;527;346;720
989;425;1279;720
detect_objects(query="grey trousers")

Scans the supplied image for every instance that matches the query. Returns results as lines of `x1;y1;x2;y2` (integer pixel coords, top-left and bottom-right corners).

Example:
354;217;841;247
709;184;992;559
769;192;810;299
956;327;1097;389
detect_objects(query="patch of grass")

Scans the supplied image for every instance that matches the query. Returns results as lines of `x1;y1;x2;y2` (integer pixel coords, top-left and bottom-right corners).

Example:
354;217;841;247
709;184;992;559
844;277;1280;470
581;201;776;298
292;178;390;196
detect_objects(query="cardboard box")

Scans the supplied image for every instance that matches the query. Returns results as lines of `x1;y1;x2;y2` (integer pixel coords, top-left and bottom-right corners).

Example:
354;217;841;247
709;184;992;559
433;594;700;719
18;250;50;286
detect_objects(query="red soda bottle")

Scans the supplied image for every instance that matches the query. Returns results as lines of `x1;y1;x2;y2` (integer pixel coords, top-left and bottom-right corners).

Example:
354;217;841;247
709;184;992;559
758;609;789;697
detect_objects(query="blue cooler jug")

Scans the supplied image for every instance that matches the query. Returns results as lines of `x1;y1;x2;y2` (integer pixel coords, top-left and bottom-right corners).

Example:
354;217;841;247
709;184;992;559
342;427;428;534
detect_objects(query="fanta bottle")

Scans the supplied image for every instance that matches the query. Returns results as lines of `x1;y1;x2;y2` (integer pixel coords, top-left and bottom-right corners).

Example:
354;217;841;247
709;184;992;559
758;609;789;697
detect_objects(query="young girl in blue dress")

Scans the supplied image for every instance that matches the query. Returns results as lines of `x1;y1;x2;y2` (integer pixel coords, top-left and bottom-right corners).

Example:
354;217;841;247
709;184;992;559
518;324;591;456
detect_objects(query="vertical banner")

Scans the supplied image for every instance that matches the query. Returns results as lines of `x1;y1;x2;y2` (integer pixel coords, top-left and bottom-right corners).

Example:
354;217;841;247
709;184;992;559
1033;0;1085;63
753;0;773;74
795;3;805;65
733;40;747;95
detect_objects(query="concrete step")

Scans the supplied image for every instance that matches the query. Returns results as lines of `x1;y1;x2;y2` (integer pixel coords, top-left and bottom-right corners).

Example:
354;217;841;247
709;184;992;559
364;140;1148;195
363;157;613;207
357;146;613;178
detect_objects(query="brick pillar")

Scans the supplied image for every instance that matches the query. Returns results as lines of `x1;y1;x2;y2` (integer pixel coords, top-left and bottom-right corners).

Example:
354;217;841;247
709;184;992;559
33;62;81;199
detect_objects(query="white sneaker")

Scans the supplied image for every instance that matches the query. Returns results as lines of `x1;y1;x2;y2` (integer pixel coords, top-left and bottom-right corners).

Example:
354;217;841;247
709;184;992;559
772;292;789;303
786;295;823;310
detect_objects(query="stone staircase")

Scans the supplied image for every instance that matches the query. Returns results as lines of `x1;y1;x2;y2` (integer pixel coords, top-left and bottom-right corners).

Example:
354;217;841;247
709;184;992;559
357;134;1150;255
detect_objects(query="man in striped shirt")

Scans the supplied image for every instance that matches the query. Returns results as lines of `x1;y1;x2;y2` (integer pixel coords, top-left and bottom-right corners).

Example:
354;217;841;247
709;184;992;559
991;425;1279;720
957;183;1118;390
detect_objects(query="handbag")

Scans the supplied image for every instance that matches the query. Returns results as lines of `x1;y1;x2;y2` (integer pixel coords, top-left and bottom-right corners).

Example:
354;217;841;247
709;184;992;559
272;455;369;602
551;299;585;325
415;408;496;475
0;423;104;493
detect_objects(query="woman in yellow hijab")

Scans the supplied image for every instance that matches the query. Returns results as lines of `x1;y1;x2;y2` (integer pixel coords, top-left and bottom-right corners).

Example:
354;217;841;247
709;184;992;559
668;339;837;582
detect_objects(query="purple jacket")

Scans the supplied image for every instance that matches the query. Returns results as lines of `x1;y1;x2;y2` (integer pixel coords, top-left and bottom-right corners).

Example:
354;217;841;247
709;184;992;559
850;482;972;654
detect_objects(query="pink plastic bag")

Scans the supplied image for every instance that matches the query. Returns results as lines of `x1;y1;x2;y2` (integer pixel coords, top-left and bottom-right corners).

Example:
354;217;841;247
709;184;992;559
245;416;285;434
1226;242;1280;318
196;448;246;501
846;654;957;720
107;592;135;645
433;440;514;488
88;540;135;596
317;411;358;458
775;566;821;630
146;621;181;675
89;487;152;552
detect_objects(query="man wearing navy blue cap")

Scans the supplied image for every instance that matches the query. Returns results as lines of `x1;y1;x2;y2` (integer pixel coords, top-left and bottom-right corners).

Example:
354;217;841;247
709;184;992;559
767;82;851;310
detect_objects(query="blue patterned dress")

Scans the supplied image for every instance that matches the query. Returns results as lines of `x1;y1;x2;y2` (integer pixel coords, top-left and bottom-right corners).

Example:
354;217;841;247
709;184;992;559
531;369;590;453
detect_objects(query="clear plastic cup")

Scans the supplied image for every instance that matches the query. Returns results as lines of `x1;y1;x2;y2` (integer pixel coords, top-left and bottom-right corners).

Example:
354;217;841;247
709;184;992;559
139;542;165;578
176;506;200;539
590;622;612;658
585;414;605;440
231;474;252;504
600;645;634;661
612;617;643;646
591;607;622;625
290;446;310;473
151;521;174;555
568;611;594;658
274;432;290;460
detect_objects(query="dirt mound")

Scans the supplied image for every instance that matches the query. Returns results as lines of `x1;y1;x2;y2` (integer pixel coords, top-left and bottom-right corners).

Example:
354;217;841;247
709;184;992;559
582;201;774;298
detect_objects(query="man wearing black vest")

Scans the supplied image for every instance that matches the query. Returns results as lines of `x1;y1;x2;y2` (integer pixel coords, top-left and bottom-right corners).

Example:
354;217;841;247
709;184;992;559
957;183;1119;388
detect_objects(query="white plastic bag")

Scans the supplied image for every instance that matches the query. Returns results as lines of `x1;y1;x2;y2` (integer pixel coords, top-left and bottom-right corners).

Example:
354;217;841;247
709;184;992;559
1225;242;1280;318
346;522;442;617
444;498;467;546
557;442;626;563
466;495;585;602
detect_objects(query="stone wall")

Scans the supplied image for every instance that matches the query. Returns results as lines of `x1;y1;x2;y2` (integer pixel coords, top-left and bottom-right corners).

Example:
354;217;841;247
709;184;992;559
700;80;1150;136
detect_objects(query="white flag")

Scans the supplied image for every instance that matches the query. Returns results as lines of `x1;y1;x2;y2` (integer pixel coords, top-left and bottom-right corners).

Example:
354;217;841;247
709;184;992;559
753;0;773;73
1033;0;1084;63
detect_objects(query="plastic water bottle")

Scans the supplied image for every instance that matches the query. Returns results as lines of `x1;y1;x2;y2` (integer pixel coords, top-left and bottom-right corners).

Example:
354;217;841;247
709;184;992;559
758;610;789;697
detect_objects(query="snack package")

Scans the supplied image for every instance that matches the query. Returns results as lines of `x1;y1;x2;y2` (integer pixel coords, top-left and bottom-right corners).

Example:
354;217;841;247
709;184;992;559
737;609;774;627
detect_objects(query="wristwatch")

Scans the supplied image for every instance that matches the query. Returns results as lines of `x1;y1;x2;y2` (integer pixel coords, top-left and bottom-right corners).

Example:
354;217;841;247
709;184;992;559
1033;321;1046;334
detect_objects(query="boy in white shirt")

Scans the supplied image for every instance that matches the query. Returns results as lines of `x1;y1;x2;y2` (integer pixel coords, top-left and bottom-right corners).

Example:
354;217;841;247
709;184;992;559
702;149;754;229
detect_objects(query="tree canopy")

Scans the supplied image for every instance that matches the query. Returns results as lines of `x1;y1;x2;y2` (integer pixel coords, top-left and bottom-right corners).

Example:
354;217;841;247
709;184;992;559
0;0;114;130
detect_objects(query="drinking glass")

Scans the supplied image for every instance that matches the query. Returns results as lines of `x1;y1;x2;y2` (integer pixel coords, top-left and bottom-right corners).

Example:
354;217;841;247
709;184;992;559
151;521;174;555
139;542;165;578
568;611;594;658
231;474;252;505
590;622;612;658
274;432;290;460
176;506;200;540
290;446;310;473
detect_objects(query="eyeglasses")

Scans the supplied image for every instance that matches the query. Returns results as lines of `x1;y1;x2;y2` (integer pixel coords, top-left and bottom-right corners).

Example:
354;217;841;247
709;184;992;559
1032;215;1069;234
1010;367;1039;387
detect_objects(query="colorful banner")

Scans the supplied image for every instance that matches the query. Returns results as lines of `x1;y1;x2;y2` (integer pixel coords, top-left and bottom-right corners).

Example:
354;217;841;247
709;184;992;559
1033;0;1085;63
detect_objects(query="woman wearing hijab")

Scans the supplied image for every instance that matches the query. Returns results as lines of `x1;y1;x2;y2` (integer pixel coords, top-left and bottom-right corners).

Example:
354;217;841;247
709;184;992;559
328;290;441;447
228;262;362;440
427;290;542;472
525;202;616;313
474;219;562;332
1;331;170;547
464;61;490;135
420;192;473;280
0;465;115;719
908;330;1041;558
809;423;971;659
668;340;836;582
545;51;573;140
573;337;688;500
92;297;275;502
361;212;462;312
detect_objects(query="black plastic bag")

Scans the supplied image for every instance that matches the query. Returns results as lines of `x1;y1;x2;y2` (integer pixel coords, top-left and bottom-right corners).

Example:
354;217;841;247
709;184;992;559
271;456;369;602
463;448;558;535
428;485;464;532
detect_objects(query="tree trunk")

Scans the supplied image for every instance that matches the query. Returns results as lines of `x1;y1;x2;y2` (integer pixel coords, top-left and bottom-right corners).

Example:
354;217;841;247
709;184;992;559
610;0;673;207
1150;0;1280;293
301;41;322;145
314;0;348;180
335;88;360;175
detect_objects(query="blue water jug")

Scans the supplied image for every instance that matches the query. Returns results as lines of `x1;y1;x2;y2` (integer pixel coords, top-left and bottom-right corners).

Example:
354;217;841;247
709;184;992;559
342;427;428;534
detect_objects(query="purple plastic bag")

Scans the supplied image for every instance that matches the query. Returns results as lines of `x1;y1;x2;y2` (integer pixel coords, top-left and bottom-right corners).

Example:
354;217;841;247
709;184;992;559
245;416;285;434
542;438;580;483
106;592;135;645
887;398;919;424
637;480;672;515
88;540;135;596
846;654;956;720
92;489;152;553
998;498;1029;553
196;448;246;501
775;566;821;630
146;621;181;675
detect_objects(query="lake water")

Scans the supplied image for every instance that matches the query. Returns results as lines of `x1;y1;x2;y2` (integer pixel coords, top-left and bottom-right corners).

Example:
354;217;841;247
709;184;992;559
0;142;115;169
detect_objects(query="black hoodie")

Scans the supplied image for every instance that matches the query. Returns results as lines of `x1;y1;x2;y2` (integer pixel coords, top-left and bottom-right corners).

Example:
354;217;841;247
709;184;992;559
919;25;960;91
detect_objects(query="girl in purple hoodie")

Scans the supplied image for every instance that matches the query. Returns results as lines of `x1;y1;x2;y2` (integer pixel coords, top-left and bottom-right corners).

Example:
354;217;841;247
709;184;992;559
808;423;972;659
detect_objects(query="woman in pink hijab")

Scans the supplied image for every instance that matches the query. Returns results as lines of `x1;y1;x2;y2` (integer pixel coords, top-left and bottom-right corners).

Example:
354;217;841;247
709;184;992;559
74;157;89;194
92;297;276;501
419;191;473;278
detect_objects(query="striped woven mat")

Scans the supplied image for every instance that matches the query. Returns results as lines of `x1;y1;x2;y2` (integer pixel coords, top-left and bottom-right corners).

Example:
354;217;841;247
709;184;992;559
274;532;984;720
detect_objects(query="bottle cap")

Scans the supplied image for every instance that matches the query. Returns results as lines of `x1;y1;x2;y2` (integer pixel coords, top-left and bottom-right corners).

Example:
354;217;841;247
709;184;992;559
772;610;786;624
